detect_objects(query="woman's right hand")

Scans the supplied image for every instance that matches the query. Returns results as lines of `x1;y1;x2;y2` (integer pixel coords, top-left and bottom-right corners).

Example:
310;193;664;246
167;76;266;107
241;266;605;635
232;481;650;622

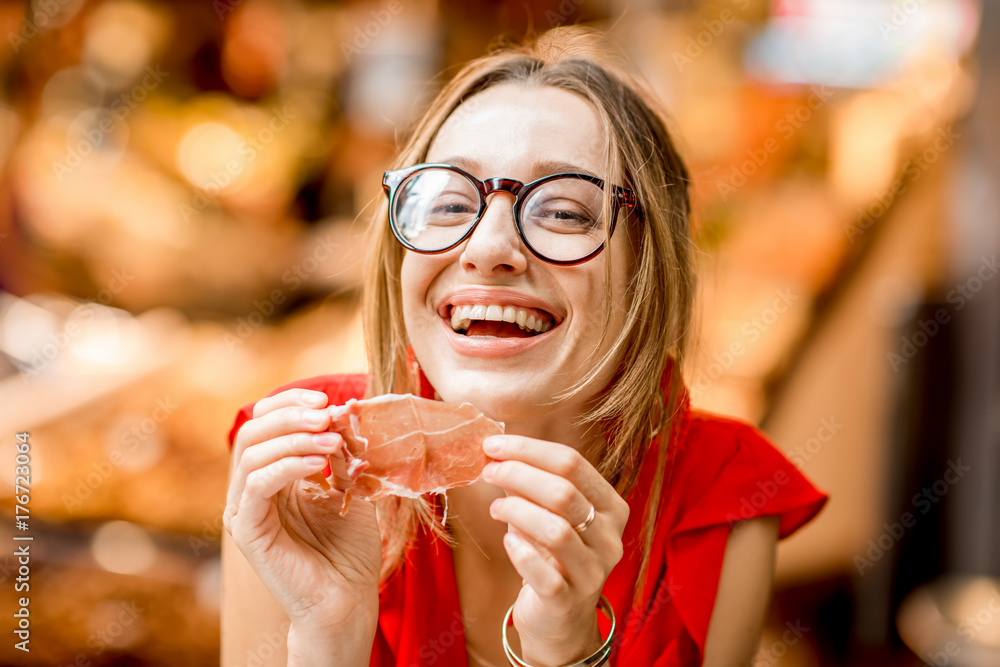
224;388;382;637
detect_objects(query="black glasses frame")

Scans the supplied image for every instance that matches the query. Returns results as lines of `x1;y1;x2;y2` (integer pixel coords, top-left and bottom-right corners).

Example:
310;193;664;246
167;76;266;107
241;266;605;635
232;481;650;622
382;163;638;266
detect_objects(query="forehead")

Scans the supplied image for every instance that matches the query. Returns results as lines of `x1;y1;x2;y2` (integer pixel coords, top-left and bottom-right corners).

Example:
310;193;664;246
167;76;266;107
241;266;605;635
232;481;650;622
426;83;607;181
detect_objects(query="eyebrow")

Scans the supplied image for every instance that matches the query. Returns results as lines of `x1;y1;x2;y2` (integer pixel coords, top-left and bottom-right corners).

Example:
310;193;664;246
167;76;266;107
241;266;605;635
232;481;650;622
434;156;600;181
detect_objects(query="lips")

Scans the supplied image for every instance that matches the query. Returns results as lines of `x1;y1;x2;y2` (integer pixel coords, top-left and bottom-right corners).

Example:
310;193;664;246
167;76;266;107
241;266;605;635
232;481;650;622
434;288;564;357
437;313;555;357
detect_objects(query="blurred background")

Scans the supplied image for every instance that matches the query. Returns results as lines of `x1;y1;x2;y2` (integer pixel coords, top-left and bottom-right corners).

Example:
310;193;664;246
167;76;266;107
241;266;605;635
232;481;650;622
0;0;997;665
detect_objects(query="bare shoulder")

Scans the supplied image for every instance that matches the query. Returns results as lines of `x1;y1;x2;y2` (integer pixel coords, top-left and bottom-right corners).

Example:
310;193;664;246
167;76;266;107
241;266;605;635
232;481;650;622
702;516;780;667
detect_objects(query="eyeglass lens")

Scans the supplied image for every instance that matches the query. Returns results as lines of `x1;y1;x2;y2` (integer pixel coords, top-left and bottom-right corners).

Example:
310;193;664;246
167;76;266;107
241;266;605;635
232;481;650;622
392;168;609;263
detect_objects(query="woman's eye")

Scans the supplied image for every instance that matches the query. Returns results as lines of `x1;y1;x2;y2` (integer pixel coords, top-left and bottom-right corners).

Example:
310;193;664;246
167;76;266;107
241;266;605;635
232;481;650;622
530;204;598;230
550;209;585;221
433;202;474;214
424;195;478;226
437;204;469;213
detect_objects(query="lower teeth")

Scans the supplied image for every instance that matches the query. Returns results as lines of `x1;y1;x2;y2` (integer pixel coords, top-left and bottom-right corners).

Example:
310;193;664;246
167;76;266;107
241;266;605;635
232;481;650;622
459;328;539;337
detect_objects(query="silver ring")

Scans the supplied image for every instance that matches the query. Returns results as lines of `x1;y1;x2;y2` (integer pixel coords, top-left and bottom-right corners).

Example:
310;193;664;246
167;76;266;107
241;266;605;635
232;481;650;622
573;504;596;533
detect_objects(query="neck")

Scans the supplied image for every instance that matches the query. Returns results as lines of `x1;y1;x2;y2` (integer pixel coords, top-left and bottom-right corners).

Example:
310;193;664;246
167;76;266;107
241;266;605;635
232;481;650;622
444;402;603;564
495;392;606;466
506;412;588;448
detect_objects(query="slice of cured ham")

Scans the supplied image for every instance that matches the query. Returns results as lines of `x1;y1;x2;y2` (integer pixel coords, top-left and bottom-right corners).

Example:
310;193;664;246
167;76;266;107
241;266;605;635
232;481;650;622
309;394;504;514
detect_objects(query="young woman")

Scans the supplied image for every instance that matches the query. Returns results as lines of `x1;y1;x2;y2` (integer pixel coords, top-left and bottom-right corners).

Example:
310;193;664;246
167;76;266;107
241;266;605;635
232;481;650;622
223;27;827;667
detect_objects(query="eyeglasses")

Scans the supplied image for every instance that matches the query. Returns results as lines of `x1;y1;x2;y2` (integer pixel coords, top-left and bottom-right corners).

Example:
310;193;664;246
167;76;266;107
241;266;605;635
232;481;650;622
382;163;637;265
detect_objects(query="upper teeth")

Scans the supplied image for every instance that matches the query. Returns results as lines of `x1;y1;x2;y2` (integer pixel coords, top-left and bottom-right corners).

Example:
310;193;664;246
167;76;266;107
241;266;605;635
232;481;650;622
449;304;553;334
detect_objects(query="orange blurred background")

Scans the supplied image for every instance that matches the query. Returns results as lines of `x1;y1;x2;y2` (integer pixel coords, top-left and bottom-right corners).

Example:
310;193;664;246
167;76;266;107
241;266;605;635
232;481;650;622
0;0;997;665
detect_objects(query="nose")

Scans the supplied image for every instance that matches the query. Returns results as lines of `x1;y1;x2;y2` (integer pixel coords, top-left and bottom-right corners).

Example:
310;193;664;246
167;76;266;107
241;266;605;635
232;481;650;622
458;191;529;275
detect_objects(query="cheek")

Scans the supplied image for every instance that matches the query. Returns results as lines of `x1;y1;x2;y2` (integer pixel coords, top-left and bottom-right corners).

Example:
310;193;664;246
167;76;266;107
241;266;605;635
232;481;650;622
564;265;616;341
608;235;636;313
399;254;416;311
611;261;633;315
399;252;445;335
400;254;430;309
580;248;633;350
399;258;427;347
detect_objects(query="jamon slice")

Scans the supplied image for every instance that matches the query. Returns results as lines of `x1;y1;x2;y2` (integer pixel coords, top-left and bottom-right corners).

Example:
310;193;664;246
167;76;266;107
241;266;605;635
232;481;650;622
309;394;504;514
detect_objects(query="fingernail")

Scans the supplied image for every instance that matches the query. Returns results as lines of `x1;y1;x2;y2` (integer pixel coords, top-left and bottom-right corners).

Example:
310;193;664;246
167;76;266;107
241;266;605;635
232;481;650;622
304;410;326;426
304;455;327;466
313;432;339;448
304;392;326;406
483;437;503;454
483;461;499;480
490;499;501;516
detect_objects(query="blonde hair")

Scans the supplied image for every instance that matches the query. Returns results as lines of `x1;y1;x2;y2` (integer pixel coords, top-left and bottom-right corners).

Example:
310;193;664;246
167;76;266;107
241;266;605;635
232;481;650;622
362;26;694;611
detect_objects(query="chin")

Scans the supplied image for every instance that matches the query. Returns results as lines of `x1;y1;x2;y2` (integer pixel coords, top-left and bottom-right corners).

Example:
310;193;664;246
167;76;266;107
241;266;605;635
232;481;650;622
430;371;553;424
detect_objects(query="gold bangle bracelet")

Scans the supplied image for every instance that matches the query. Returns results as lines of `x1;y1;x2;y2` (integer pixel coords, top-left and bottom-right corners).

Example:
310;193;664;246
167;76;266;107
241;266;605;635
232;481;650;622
501;595;616;667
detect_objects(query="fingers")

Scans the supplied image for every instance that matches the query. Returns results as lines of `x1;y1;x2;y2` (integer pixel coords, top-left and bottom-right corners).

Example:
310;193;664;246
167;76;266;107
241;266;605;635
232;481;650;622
482;435;629;608
503;531;572;601
233;404;333;467
226;389;340;544
231;454;330;543
232;388;330;461
483;435;626;526
226;431;344;526
483;460;597;537
253;389;328;419
491;496;614;587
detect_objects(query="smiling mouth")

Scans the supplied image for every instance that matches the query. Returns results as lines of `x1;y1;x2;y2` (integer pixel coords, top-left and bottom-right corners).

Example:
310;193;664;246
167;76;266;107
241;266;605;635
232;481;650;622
447;304;556;338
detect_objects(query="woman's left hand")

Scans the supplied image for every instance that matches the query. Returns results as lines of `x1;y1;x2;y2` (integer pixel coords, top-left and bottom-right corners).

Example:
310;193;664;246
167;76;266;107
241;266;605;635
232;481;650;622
481;433;630;666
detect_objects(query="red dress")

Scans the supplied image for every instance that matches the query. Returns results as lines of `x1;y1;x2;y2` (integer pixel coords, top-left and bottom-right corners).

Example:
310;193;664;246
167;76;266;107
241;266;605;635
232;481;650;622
227;364;828;667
